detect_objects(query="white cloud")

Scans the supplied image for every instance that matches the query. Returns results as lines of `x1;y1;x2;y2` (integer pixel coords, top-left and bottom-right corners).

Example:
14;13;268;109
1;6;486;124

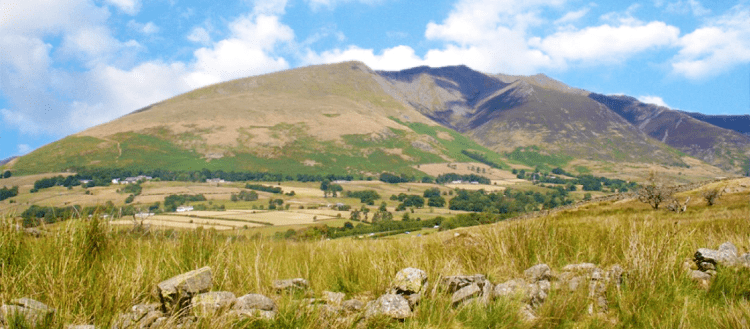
638;95;670;107
128;21;159;35
186;14;294;87
665;0;710;16
304;45;425;71
672;5;750;79
530;21;680;66
104;0;141;15
305;0;384;10
554;7;590;25
187;27;211;44
17;144;31;155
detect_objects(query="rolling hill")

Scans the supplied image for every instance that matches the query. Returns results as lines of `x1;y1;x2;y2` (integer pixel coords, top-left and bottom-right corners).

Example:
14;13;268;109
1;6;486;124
3;61;747;178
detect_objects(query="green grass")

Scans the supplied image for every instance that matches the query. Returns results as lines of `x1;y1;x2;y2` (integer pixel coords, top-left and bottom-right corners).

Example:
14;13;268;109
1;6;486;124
505;145;572;169
1;184;749;328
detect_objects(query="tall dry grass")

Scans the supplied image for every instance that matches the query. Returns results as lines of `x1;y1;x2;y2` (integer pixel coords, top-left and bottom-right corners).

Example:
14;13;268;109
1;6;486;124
0;191;748;328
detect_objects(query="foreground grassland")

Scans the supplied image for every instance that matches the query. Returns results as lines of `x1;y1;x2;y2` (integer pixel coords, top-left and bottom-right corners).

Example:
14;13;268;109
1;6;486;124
1;183;748;328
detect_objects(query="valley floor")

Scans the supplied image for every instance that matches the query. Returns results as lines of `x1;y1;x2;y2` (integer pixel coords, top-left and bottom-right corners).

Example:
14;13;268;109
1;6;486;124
0;179;748;328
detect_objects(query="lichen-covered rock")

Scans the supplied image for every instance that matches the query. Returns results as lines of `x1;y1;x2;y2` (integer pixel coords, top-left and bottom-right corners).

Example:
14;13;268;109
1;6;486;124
526;281;550;309
191;291;237;317
234;294;277;312
111;303;161;329
272;278;309;293
561;263;597;274
390;268;428;295
689;270;712;289
0;298;55;327
524;264;552;282
364;294;412;319
156;267;212;313
440;274;487;293
322;291;345;306
493;279;527;298
227;309;276;321
694;242;740;268
342;299;364;313
451;283;482;307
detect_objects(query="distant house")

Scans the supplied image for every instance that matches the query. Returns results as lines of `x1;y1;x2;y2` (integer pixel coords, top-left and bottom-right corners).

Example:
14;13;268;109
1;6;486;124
79;179;92;184
121;175;153;184
206;178;225;184
470;181;479;184
451;180;463;184
176;206;193;212
135;212;154;218
111;178;120;184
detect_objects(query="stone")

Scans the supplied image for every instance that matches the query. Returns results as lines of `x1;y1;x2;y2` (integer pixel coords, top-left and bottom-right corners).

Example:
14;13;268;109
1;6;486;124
695;244;739;268
364;294;412;319
526;281;550;309
227;310;276;321
451;283;482;307
0;298;55;327
137;311;162;328
191;291;237;317
390;268;428;295
151;317;168;328
524;264;552;282
234;294;277;312
606;265;624;288
322;291;345;306
740;253;750;268
342;299;364;313
519;305;537;322
718;242;738;257
690;270;712;285
561;263;597;274
404;293;421;309
156;267;212;313
272;278;309;293
493;279;527;298
440;274;487;293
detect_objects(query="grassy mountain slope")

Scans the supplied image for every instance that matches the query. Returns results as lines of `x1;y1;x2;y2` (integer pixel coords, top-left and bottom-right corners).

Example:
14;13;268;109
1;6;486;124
8;62;509;175
682;111;750;136
377;66;688;167
590;94;750;174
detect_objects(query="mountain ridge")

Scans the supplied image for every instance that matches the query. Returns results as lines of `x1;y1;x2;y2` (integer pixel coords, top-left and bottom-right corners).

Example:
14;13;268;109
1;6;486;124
4;61;746;178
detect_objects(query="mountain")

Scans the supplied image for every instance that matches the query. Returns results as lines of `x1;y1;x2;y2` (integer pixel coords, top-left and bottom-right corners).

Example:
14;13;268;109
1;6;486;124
589;94;750;174
4;61;745;177
681;112;750;136
0;156;17;166
377;66;687;166
6;62;508;176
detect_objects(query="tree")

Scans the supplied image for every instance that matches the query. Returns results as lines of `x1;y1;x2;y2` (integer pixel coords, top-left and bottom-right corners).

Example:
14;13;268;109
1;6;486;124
637;172;674;210
2;171;10;179
701;186;724;206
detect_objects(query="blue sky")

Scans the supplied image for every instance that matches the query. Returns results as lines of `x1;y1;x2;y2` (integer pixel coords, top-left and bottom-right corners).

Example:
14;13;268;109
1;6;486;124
1;0;749;160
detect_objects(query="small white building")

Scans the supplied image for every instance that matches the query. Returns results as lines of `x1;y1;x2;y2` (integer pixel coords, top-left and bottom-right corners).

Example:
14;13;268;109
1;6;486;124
451;180;463;184
176;206;194;212
111;178;120;184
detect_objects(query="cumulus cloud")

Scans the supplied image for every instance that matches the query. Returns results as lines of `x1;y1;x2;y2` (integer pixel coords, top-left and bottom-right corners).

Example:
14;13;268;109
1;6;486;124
128;21;159;35
104;0;141;15
529;21;680;66
638;95;670;108
187;27;211;44
304;45;424;71
672;5;750;79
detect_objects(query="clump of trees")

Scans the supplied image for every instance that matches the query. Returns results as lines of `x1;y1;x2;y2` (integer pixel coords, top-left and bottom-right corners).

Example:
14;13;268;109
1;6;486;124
637;172;675;210
320;180;343;197
702;186;725;206
245;184;282;194
449;187;574;213
345;190;380;204
379;172;414;184
163;194;206;212
0;186;18;201
2;170;11;179
435;173;491;185
231;190;259;202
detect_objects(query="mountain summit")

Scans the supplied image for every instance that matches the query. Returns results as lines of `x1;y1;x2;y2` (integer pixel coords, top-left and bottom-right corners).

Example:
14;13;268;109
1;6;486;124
6;62;749;177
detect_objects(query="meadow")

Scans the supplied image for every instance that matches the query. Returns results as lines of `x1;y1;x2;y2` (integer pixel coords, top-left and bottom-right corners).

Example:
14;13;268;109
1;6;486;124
0;179;748;328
